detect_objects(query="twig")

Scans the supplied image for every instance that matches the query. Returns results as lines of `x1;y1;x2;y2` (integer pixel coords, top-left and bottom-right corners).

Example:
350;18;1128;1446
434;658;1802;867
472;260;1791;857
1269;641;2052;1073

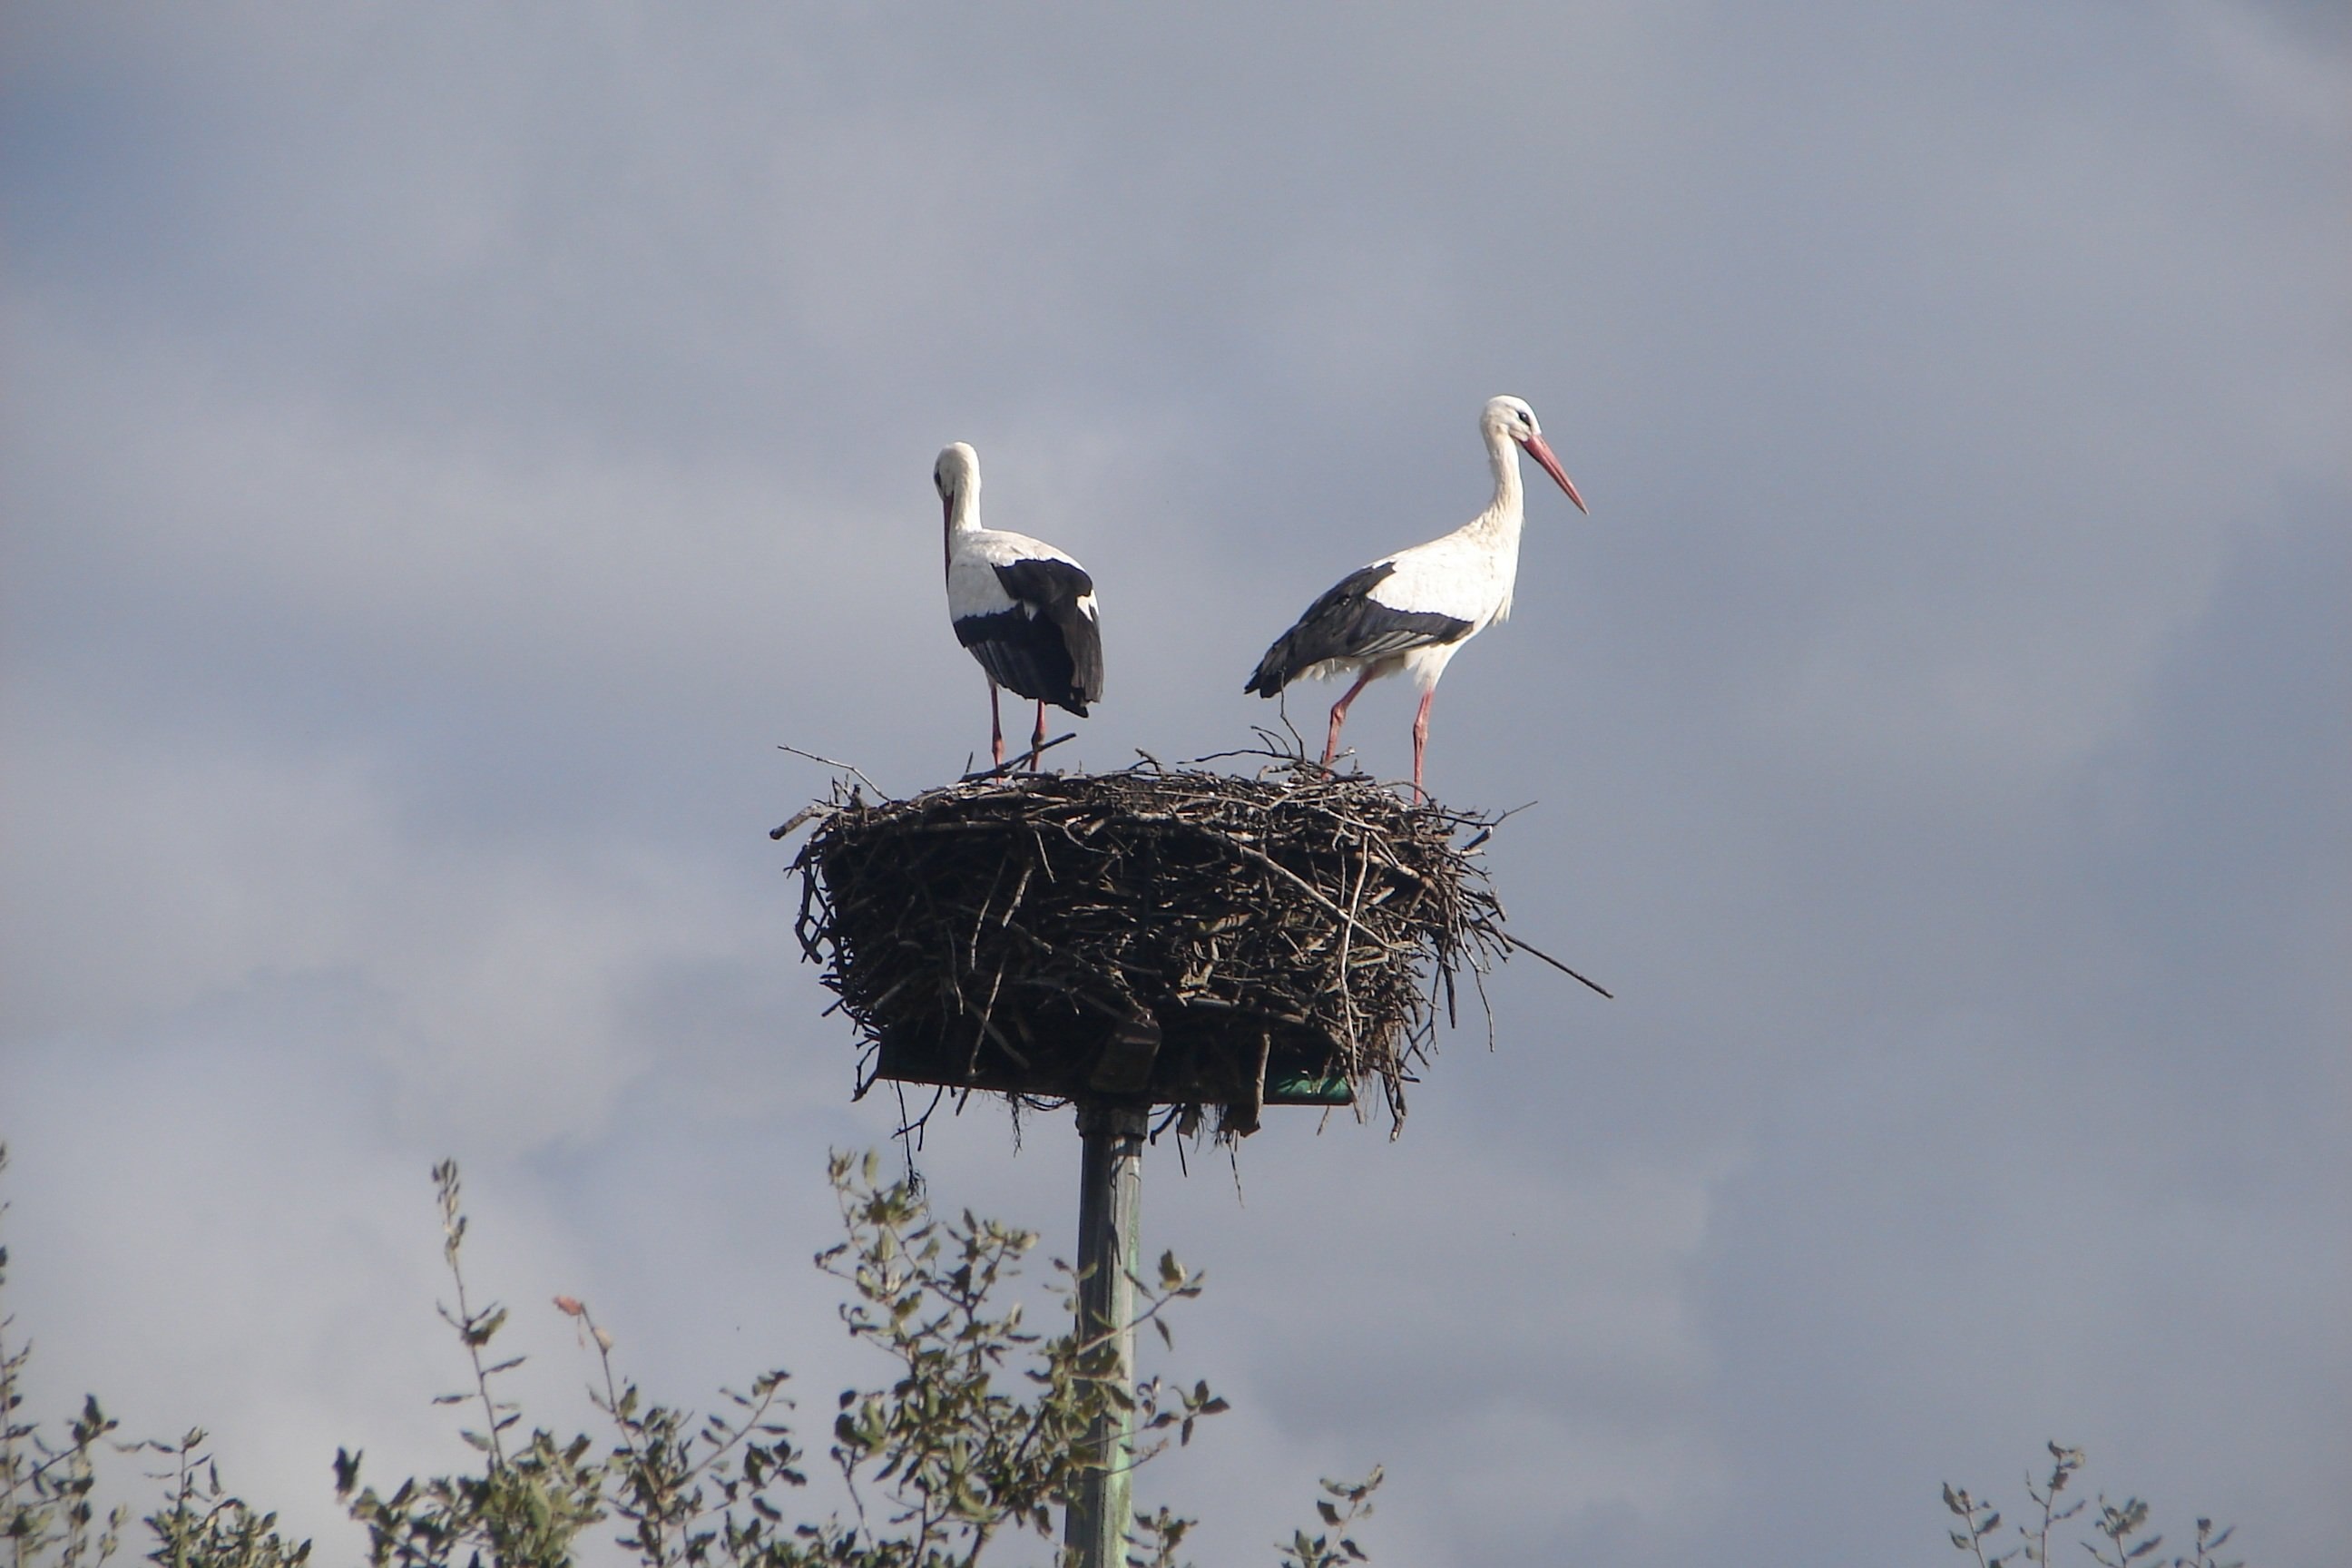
1500;931;1613;998
769;803;832;841
775;743;891;800
1334;848;1371;1048
958;731;1077;782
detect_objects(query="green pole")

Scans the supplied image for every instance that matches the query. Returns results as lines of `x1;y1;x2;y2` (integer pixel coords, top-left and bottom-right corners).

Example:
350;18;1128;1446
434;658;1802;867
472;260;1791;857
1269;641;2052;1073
1064;1102;1145;1568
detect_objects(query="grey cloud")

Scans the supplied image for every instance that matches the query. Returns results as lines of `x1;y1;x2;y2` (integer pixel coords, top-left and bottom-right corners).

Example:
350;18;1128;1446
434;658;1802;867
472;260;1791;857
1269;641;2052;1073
3;2;2345;1565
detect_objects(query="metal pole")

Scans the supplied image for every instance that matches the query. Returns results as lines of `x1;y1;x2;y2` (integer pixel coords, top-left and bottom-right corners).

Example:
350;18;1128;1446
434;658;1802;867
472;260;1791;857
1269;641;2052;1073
1063;1101;1146;1568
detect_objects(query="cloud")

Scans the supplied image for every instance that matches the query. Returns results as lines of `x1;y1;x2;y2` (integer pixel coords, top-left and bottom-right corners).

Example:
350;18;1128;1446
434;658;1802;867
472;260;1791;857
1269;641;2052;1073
3;2;2345;1564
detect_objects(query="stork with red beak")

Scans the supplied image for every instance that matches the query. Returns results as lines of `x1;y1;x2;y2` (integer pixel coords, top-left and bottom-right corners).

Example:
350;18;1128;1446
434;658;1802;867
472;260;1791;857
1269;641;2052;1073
1245;396;1587;796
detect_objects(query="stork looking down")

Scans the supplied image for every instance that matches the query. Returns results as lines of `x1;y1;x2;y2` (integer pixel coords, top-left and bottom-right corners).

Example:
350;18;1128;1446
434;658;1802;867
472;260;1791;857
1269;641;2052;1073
1245;396;1587;796
936;442;1105;769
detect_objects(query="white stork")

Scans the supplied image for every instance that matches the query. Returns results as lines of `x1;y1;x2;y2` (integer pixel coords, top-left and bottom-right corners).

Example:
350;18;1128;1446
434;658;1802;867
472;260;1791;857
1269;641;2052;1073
1245;395;1587;796
936;442;1104;769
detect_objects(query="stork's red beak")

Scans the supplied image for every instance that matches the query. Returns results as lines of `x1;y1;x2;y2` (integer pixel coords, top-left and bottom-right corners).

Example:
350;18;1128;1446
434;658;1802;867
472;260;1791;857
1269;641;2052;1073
1521;431;1587;514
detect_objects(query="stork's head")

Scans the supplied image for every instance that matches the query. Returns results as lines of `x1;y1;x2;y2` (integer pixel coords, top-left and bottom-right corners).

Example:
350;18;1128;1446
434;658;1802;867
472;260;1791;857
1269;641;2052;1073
1484;395;1588;514
934;441;982;526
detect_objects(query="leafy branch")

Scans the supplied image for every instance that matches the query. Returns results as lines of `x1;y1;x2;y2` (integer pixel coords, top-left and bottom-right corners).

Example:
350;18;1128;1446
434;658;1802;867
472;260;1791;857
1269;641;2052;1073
2;1143;132;1568
142;1429;310;1568
1945;1444;2242;1568
333;1161;603;1568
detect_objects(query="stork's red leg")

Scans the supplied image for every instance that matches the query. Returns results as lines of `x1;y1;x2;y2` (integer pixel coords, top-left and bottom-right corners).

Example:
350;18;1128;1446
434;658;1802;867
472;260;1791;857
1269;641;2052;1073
1323;670;1377;766
1029;700;1047;770
1410;687;1436;801
989;681;1005;768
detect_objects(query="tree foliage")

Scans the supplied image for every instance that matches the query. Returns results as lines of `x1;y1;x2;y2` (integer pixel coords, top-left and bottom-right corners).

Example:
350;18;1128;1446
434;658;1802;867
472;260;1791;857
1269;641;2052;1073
1;1145;1367;1568
1945;1442;2243;1568
2;1140;2255;1567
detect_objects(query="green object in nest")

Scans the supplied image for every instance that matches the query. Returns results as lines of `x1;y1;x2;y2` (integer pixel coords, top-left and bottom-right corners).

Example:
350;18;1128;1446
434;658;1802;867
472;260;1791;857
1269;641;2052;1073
1263;1071;1354;1107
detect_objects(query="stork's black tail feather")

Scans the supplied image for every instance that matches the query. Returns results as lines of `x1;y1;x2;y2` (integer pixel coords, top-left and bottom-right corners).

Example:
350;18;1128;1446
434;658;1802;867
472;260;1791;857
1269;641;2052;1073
1245;637;1302;697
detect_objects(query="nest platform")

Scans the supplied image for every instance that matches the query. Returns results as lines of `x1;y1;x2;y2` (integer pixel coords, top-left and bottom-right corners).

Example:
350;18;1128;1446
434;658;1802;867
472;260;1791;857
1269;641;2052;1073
786;763;1512;1135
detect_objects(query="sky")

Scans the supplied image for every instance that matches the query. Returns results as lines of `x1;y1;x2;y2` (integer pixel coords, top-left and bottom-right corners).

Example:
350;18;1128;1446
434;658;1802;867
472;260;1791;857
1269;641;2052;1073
2;2;2346;1563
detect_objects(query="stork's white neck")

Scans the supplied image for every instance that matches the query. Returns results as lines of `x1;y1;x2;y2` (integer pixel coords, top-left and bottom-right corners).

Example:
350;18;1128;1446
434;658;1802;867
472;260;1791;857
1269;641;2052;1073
944;481;981;533
940;475;982;586
1469;422;1528;538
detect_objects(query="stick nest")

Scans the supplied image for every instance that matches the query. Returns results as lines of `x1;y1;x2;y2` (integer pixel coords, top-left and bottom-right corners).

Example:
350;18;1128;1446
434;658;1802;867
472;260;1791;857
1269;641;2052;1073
786;760;1514;1137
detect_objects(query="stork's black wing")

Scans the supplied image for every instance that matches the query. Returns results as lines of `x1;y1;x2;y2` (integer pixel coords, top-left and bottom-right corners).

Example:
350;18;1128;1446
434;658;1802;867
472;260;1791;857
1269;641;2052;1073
954;555;1102;715
1244;562;1473;696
